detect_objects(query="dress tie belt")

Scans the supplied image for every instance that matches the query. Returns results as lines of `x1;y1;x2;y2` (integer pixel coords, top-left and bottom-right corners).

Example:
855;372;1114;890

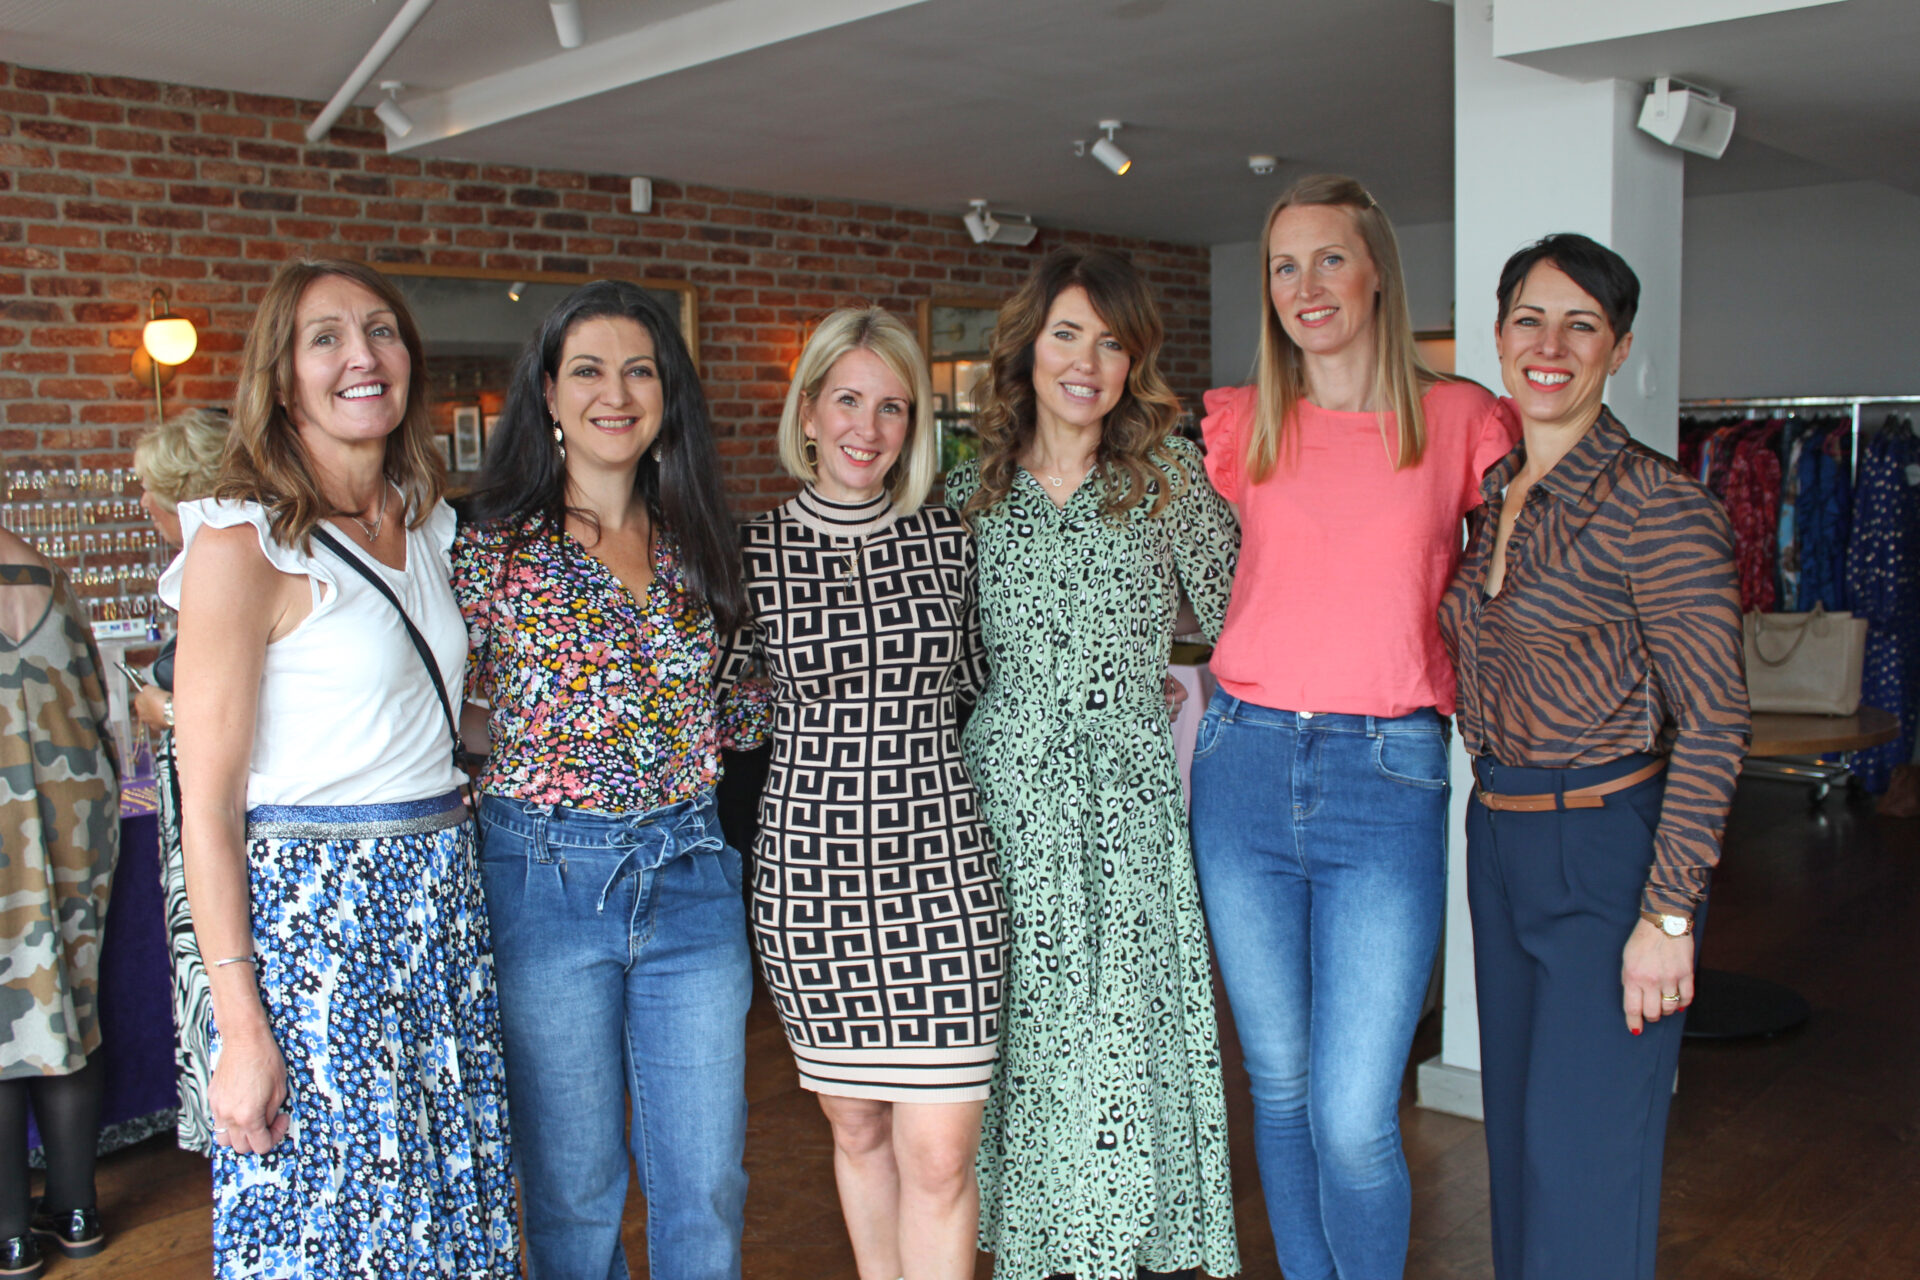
1474;758;1667;812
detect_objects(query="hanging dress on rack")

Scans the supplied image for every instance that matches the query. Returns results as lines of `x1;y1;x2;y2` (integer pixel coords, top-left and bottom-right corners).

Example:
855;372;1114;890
1846;417;1920;791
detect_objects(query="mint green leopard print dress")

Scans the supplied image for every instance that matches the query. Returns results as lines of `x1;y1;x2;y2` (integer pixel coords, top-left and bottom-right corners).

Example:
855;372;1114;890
948;436;1241;1280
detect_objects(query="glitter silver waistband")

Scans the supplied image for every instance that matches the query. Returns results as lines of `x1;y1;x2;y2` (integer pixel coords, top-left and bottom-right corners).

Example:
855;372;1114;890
246;791;469;841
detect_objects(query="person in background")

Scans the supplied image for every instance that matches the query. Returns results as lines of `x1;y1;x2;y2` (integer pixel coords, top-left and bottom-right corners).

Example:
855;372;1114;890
166;258;518;1277
949;247;1241;1280
1188;173;1516;1280
130;405;232;1159
722;306;1007;1280
455;279;767;1280
1440;233;1748;1280
0;521;120;1278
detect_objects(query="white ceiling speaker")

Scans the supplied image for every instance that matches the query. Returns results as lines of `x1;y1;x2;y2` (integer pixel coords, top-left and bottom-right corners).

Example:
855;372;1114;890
1248;154;1278;176
550;0;585;49
1637;76;1735;159
963;201;1039;247
374;81;413;137
1084;120;1131;176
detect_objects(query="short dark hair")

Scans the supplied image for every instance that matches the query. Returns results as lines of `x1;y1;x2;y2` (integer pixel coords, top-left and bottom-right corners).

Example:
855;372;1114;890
1496;233;1640;337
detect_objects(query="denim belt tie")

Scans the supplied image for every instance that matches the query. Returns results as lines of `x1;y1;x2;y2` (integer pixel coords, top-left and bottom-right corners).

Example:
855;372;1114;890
596;806;726;935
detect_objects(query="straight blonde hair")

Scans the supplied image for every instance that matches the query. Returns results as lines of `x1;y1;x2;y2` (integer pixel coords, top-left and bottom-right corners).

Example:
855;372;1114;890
778;307;938;516
1248;174;1439;482
214;259;444;550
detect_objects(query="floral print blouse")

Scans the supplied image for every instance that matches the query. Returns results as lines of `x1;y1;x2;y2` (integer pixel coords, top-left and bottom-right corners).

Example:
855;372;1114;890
452;513;772;815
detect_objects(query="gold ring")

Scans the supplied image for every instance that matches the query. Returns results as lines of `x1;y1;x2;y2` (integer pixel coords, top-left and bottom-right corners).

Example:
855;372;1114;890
1661;993;1681;1002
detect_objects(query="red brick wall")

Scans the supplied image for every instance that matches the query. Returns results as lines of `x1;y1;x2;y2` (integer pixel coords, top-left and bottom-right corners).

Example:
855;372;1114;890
0;62;1211;511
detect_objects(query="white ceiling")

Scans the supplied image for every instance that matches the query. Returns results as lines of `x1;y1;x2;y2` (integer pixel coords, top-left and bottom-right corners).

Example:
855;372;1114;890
3;0;1914;244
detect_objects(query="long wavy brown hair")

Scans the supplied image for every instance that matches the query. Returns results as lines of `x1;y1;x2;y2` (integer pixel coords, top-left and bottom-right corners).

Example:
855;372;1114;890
1247;174;1441;482
962;247;1189;523
214;258;444;550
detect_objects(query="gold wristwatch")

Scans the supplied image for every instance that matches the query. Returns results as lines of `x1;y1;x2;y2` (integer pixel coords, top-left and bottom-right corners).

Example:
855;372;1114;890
1639;910;1693;937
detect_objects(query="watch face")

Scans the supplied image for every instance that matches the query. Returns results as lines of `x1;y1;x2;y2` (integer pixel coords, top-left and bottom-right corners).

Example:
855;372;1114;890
1662;915;1689;936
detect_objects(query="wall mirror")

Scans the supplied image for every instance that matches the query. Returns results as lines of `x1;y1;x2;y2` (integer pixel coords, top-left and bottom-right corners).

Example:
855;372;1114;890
916;294;1001;474
376;264;698;474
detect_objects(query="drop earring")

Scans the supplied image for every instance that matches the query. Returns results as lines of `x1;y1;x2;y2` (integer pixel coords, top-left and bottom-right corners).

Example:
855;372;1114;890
802;438;819;468
550;413;566;461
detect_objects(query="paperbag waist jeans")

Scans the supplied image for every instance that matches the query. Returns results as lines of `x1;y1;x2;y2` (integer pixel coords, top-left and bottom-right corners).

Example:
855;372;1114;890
478;790;752;1280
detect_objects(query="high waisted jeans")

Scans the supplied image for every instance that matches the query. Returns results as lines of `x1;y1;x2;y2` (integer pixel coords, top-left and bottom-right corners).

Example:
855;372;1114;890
1190;694;1448;1280
478;791;751;1280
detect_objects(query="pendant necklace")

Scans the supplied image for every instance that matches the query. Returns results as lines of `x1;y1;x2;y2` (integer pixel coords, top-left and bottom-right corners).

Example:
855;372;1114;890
350;485;389;542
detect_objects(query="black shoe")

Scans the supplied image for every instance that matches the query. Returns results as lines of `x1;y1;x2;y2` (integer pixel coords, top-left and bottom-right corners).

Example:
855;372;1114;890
0;1232;43;1279
30;1203;105;1259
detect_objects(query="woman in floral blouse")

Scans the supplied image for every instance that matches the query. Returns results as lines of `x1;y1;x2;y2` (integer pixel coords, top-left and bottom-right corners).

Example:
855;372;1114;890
453;280;770;1280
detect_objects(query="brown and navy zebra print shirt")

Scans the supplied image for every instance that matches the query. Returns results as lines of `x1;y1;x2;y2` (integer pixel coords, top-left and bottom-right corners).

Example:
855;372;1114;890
1439;406;1750;917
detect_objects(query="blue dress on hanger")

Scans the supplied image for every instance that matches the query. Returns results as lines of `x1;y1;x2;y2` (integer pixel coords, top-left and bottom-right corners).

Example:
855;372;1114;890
1846;418;1919;790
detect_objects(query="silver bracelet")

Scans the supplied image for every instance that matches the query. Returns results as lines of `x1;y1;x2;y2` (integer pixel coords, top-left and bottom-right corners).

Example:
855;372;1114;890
213;955;257;968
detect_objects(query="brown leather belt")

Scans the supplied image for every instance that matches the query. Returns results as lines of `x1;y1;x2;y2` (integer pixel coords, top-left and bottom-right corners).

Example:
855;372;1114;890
1474;758;1667;812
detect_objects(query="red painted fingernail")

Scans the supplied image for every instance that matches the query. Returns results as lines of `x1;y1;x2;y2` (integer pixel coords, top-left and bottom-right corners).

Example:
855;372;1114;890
1631;1027;1641;1035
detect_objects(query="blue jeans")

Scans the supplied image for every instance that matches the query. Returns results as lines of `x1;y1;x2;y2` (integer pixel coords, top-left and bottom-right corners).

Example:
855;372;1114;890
1189;694;1448;1280
478;792;752;1280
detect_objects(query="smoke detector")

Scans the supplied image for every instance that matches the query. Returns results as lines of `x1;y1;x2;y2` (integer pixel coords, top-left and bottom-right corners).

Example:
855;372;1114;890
1248;155;1278;176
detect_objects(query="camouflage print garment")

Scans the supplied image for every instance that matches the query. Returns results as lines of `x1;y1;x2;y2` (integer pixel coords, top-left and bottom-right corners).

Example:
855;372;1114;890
0;563;120;1080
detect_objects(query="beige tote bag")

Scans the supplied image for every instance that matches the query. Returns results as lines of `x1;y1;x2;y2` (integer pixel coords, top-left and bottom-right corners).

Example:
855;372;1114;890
1742;604;1868;715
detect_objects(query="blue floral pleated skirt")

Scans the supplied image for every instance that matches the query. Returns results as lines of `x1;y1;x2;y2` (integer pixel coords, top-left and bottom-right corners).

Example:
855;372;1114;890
212;792;520;1279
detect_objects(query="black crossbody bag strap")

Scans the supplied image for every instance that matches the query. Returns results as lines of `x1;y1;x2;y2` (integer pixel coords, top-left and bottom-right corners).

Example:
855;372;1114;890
311;525;477;826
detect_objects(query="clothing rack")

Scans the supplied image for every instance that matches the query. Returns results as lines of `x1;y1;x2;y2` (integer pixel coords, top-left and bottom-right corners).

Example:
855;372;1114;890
1679;394;1920;474
1680;395;1920;796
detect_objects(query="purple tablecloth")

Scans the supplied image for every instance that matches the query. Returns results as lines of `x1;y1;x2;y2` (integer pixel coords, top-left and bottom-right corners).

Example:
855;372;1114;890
27;812;179;1155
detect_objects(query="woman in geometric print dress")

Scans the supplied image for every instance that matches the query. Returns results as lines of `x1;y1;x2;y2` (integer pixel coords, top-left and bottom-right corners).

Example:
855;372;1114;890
721;307;1006;1280
164;258;517;1278
0;523;119;1276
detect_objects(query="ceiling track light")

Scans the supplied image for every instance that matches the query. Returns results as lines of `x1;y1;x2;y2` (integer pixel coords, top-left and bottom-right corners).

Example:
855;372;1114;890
375;80;414;137
551;0;585;48
507;281;527;302
963;200;1039;247
1075;120;1131;176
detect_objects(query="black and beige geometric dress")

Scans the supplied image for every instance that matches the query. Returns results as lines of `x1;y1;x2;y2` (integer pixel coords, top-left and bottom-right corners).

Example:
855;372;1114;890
722;487;1007;1102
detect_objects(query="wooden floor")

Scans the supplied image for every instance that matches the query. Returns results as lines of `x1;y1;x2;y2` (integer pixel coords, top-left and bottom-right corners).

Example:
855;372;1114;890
54;776;1919;1278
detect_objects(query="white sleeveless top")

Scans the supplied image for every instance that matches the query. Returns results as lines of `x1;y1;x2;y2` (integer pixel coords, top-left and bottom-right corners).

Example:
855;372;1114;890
158;496;468;808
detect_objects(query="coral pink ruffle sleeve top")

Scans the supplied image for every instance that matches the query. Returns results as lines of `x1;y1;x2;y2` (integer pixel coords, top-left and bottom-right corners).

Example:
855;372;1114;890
1200;379;1518;718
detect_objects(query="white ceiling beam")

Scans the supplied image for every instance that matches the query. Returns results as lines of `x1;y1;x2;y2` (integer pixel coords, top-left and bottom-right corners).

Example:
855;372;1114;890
387;0;933;151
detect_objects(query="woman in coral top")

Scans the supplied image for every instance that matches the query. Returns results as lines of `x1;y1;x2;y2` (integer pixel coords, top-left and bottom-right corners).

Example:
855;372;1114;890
1189;174;1516;1280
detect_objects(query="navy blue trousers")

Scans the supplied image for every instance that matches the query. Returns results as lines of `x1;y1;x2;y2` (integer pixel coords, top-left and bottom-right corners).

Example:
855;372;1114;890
1467;754;1700;1280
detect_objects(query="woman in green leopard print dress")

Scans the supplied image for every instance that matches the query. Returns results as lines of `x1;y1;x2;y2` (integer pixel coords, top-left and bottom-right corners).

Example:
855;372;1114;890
949;248;1241;1280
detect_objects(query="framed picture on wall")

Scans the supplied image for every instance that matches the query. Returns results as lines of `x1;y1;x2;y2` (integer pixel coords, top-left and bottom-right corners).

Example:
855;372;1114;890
453;407;483;471
433;435;453;469
482;413;500;453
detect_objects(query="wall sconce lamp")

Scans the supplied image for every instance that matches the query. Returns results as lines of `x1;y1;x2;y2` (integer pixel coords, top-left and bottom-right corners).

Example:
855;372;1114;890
130;287;198;419
1075;120;1132;176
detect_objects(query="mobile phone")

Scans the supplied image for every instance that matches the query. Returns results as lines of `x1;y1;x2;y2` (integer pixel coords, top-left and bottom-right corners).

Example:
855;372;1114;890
114;659;147;690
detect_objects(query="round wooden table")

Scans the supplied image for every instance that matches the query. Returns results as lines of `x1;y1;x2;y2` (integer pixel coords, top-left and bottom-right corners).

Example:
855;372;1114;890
1686;706;1900;1040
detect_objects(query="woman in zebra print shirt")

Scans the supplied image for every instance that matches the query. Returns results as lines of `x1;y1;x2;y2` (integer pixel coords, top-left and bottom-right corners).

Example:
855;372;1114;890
1439;233;1749;1280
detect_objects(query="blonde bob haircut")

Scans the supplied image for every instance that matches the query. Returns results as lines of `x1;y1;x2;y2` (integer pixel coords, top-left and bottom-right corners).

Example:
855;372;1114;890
777;307;937;516
1248;174;1440;482
133;406;231;509
213;258;444;551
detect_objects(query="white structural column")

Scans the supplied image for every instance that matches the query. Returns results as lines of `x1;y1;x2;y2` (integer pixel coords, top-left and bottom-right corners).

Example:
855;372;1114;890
1415;0;1685;1120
